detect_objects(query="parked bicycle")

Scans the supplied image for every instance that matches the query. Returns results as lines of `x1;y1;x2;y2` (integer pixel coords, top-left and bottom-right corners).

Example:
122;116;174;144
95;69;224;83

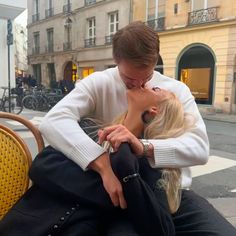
0;87;23;114
22;86;64;111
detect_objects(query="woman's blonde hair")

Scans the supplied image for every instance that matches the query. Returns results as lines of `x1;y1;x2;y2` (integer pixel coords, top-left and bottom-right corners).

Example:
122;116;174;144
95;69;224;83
112;93;195;214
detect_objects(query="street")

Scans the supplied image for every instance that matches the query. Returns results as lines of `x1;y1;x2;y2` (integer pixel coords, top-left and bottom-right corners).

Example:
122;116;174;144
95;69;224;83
191;119;236;199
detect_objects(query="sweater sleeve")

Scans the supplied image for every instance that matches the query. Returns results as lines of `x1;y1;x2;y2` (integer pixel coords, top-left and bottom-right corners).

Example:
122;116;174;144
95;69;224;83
147;84;209;169
39;78;106;170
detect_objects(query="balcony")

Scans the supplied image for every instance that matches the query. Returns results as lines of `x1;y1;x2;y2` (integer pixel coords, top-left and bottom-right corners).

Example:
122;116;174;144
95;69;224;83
32;47;40;55
105;35;113;45
32;13;40;23
188;7;218;25
146;17;165;31
45;44;54;53
63;42;72;51
63;3;72;14
84;38;96;47
45;8;54;18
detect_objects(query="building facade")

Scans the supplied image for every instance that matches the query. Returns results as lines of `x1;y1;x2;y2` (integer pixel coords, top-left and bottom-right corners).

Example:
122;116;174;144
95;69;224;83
133;0;236;113
0;0;27;93
27;0;131;89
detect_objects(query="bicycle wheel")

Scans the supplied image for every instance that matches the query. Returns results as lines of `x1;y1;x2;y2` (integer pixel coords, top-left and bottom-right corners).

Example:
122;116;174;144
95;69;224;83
2;96;23;114
22;95;38;110
11;95;24;114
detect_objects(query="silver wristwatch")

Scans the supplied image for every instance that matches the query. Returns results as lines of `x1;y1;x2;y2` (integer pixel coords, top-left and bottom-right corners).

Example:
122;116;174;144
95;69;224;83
140;140;151;157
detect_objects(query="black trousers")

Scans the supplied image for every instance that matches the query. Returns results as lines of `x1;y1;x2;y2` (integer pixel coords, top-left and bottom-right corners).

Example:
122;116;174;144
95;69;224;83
29;144;175;236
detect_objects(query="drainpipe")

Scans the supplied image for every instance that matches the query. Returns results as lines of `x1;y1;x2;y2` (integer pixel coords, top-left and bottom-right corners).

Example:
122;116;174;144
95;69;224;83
129;0;133;23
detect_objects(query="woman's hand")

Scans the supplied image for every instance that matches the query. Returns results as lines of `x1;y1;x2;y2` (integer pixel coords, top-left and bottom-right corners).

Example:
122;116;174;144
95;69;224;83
88;152;127;209
98;124;144;155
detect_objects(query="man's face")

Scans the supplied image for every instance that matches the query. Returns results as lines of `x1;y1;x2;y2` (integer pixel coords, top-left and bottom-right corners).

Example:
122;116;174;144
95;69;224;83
117;60;155;89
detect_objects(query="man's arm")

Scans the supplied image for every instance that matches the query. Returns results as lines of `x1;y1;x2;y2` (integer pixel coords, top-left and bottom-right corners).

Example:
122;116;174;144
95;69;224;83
39;83;105;170
148;85;209;169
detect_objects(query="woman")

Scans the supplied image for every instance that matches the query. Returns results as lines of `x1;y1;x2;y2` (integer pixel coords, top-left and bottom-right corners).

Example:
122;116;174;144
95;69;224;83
0;88;193;236
101;87;193;214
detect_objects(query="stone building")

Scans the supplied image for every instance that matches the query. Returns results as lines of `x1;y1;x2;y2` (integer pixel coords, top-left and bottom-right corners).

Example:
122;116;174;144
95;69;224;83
133;0;236;113
28;0;236;113
27;0;131;89
0;0;27;91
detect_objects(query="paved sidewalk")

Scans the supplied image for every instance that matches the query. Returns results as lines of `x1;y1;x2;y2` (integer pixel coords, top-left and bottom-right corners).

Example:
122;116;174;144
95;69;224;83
208;198;236;227
199;107;236;123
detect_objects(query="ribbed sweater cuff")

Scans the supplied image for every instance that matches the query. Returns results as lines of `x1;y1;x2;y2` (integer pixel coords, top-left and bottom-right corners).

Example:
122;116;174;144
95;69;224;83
152;143;176;167
69;139;106;170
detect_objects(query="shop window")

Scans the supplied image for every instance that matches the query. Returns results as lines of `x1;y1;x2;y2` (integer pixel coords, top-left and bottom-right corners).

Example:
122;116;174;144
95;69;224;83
180;68;211;101
82;68;94;78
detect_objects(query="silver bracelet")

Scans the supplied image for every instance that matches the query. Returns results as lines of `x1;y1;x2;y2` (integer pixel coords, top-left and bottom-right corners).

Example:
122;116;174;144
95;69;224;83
122;173;140;182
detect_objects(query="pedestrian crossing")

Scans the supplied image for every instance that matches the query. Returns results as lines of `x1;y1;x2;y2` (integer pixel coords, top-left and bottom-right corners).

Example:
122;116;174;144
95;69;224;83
191;156;236;178
5;116;236;179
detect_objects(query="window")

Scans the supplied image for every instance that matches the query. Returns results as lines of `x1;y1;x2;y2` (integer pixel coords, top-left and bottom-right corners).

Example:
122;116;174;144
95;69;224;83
85;0;96;6
48;0;52;8
108;12;119;35
33;32;40;54
63;0;71;13
105;12;118;44
45;0;54;18
146;0;165;31
191;0;218;11
64;20;72;51
88;17;96;38
32;0;40;22
174;3;178;14
34;0;39;14
180;68;211;102
85;17;96;47
47;28;54;52
147;0;165;21
82;68;94;78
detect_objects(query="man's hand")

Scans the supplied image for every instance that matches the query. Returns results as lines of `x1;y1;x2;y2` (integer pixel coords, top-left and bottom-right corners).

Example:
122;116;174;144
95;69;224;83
88;152;127;209
98;125;144;155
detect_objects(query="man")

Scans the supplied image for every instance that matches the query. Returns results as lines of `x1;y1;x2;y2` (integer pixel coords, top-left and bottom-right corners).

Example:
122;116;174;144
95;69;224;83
38;21;235;235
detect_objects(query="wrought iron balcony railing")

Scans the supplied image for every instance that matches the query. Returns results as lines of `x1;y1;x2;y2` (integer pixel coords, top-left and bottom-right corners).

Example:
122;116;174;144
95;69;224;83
105;35;113;45
32;13;40;23
45;44;54;53
63;42;72;51
146;17;165;31
84;38;96;47
32;47;40;54
63;3;72;14
45;8;54;18
188;7;218;25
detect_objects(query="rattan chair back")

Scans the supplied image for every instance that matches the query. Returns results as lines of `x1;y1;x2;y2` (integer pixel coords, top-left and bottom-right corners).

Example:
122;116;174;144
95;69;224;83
0;112;45;219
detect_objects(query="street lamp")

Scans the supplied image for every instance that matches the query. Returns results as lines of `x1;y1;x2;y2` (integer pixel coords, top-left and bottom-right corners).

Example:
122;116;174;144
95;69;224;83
64;17;72;27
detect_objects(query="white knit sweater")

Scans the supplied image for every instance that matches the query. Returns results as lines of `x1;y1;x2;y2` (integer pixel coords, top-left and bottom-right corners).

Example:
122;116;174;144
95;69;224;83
39;67;209;188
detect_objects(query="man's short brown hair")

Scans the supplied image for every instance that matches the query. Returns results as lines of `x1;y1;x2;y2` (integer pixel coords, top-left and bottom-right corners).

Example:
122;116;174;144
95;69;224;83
112;21;160;68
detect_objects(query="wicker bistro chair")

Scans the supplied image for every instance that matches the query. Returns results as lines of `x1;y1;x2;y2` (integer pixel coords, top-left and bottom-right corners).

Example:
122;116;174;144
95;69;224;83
0;112;45;219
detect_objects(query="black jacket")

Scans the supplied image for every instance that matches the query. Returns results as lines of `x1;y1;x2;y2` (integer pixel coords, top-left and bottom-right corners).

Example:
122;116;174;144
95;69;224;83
0;144;174;236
